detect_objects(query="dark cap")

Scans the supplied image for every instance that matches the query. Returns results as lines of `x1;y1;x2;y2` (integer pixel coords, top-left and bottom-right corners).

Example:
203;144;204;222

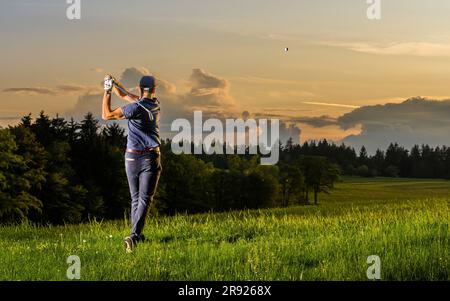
139;76;156;89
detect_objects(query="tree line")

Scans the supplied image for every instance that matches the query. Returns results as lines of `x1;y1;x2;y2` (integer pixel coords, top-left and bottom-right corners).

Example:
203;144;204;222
281;138;450;179
0;112;448;224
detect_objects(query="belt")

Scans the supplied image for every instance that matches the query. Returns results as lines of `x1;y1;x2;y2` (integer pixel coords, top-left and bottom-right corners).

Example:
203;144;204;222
126;147;160;154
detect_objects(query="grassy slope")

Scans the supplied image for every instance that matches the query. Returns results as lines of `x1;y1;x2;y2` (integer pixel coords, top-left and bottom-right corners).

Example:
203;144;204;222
0;178;449;280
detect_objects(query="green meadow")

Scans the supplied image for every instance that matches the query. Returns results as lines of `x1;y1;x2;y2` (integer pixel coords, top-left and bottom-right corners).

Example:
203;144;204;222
0;177;449;280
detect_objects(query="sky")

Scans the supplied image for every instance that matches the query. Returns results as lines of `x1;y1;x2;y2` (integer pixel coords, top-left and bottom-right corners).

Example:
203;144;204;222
2;0;450;152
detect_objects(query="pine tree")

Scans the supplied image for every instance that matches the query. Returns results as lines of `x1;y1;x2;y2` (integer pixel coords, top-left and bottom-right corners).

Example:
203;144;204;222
0;128;43;221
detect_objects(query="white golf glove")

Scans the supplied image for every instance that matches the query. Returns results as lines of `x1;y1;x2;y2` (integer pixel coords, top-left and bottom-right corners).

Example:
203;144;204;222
104;76;113;92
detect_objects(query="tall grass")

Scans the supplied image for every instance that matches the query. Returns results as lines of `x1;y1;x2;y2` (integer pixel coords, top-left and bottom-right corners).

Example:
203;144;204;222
0;178;448;280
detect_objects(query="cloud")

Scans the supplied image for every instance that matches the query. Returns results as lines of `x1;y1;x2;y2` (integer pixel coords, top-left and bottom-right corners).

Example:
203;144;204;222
0;116;21;120
181;68;237;111
291;115;338;128
112;67;221;116
259;34;450;58
337;97;450;129
113;67;178;96
3;84;101;96
296;97;450;153
65;93;112;120
322;41;450;57
302;101;360;109
269;91;316;99
118;67;151;88
3;87;58;96
190;68;227;89
231;76;304;85
90;67;104;73
0;116;21;128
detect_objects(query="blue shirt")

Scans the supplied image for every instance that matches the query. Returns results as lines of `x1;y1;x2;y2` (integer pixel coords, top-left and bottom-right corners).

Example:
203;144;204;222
121;98;160;150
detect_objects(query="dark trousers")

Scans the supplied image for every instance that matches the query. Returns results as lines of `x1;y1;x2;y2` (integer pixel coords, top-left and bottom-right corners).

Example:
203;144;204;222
125;151;162;241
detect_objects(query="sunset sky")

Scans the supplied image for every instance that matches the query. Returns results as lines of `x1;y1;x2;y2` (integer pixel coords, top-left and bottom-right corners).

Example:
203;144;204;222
2;0;450;151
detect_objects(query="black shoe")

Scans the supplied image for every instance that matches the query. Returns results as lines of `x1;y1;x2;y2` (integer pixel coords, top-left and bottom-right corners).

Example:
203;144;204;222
137;234;146;243
124;237;135;253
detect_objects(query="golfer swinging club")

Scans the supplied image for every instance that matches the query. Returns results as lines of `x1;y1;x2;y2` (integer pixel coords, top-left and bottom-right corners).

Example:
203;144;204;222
102;74;162;253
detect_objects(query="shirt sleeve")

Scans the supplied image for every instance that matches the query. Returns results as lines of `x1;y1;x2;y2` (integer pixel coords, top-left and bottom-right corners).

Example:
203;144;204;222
121;103;139;119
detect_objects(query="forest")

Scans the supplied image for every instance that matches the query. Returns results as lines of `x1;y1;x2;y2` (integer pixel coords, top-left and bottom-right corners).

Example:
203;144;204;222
1;112;449;224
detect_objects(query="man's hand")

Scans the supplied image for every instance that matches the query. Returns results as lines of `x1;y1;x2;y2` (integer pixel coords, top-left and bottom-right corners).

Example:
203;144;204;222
105;74;140;103
104;75;113;92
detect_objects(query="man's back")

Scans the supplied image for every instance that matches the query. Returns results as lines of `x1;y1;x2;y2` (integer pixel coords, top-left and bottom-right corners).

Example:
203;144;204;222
121;98;160;150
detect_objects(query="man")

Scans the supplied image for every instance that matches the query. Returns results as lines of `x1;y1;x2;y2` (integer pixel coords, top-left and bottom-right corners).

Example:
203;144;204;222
102;74;162;253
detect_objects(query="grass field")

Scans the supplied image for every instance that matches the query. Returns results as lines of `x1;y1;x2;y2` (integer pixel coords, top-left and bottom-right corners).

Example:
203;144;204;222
0;177;449;280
